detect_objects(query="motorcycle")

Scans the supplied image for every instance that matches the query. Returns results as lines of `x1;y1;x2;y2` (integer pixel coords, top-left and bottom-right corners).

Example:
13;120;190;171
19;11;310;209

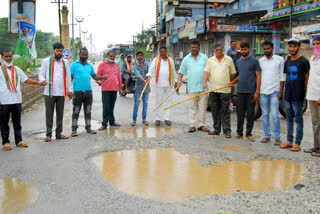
121;72;136;97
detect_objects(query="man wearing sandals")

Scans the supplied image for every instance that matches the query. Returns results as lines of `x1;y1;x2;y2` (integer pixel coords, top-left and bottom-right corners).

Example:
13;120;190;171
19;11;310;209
258;41;285;145
305;37;320;156
177;40;209;133
39;43;73;142
131;51;150;127
147;46;177;127
229;42;261;142
280;38;309;152
0;50;47;150
70;48;107;137
203;44;236;138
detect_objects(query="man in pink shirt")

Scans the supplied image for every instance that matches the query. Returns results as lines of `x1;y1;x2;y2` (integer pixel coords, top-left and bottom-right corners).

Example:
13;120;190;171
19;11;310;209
96;51;123;130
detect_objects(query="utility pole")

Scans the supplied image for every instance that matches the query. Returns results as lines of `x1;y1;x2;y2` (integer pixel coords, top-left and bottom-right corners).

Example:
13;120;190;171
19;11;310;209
132;35;137;59
71;0;75;52
82;29;88;48
51;0;68;43
75;17;84;46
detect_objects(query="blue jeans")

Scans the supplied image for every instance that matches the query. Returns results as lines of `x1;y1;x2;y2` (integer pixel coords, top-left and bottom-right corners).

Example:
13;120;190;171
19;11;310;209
133;91;149;122
260;92;280;139
284;99;304;145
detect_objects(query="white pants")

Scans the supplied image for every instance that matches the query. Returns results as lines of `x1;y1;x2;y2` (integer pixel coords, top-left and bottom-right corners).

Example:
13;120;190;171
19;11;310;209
189;92;208;128
155;87;172;121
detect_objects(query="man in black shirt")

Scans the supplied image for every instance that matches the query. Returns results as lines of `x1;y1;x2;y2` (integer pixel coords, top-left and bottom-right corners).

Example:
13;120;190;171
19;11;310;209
280;38;310;152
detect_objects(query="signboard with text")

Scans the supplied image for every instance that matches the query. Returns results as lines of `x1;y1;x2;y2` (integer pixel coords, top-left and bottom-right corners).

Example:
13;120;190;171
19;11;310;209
175;8;192;17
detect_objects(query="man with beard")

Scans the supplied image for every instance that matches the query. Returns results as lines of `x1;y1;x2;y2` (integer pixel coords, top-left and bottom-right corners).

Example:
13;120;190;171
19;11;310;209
147;46;177;127
0;50;47;150
258;41;285;145
280;38;309;152
39;43;73;142
229;41;261;142
177;40;209;133
70;48;107;137
305;36;320;157
122;55;134;93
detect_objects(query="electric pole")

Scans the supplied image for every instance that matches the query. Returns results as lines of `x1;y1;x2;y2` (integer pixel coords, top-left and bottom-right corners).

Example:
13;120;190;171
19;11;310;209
75;17;84;46
51;0;68;43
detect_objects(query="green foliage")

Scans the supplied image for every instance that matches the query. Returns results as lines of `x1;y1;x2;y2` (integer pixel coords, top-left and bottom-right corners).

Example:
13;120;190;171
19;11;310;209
35;30;60;58
0;18;19;52
13;55;37;73
70;37;83;60
136;29;155;58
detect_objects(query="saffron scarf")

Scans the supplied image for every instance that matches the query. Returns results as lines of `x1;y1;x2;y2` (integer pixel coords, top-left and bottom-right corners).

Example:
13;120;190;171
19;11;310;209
155;56;174;86
49;56;67;97
1;63;18;93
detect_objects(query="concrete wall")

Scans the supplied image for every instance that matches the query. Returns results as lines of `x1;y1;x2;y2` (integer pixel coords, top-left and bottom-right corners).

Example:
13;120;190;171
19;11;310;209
21;74;44;110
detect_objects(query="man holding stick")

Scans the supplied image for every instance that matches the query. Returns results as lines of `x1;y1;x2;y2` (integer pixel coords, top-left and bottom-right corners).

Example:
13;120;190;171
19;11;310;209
203;44;236;138
96;51;123;130
147;46;177;126
0;50;47;150
131;51;150;126
229;41;261;142
39;43;73;142
177;40;209;133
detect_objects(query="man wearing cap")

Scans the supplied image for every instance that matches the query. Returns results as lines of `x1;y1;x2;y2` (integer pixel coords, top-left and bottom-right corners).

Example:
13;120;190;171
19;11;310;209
280;38;310;152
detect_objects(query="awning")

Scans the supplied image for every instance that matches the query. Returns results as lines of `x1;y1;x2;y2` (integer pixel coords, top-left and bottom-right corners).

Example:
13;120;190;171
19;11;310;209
260;1;320;22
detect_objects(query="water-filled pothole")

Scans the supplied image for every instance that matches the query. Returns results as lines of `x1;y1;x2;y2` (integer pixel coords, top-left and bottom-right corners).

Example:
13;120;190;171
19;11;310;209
93;148;303;201
0;178;39;214
104;126;176;139
30;119;100;139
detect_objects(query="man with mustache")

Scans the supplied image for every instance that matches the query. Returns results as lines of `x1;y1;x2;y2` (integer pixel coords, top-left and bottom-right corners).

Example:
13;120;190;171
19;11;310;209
0;50;47;150
258;41;285;145
39;42;73;142
229;41;261;142
70;48;107;137
280;38;310;152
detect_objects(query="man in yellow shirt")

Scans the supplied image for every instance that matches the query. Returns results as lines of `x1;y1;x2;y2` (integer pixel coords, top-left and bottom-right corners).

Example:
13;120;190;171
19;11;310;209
203;44;236;138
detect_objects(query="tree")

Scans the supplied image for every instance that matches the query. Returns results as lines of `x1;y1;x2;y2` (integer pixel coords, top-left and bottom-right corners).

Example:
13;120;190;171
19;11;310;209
0;18;19;52
135;29;155;58
35;31;60;58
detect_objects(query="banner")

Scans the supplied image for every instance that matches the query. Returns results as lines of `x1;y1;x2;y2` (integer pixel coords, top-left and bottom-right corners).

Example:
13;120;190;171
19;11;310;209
18;21;36;58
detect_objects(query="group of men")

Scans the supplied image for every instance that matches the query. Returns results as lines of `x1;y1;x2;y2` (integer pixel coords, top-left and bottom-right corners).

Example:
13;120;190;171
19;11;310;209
1;36;320;158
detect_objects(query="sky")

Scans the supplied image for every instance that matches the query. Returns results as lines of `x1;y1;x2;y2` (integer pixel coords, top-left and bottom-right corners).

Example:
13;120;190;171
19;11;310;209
1;0;156;53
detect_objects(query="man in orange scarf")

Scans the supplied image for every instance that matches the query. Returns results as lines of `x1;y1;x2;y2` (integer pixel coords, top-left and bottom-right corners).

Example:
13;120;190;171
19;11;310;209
147;46;177;126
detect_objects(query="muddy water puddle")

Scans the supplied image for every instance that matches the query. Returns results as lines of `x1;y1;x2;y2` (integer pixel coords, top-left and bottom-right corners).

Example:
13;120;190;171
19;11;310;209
93;148;303;202
30;119;100;139
104;126;176;139
217;144;255;152
0;178;38;214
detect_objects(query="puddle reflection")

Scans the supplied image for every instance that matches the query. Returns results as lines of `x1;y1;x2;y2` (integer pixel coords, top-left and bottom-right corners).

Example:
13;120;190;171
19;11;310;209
0;178;38;214
93;148;303;201
105;127;176;139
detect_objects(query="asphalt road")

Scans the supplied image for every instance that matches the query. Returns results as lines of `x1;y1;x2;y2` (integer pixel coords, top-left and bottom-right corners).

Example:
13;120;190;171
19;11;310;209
1;61;320;214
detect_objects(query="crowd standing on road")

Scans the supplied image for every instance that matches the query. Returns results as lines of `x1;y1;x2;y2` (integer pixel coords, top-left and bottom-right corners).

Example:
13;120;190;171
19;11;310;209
1;37;320;158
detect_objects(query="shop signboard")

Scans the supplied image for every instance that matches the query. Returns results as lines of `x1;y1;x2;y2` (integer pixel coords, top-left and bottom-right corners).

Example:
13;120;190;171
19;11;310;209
189;22;197;39
210;24;272;33
175;8;192;17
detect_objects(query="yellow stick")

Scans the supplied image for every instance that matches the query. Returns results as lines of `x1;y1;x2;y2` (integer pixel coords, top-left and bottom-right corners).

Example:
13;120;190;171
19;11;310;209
139;81;149;102
152;87;178;112
164;84;236;110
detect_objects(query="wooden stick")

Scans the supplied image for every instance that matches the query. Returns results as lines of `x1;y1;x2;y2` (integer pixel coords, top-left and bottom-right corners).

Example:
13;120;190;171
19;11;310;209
106;68;120;78
139;81;149;102
152;87;178;112
164;84;237;110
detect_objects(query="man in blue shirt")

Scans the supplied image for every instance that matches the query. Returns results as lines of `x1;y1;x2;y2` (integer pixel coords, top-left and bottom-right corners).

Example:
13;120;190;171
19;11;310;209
70;48;107;136
177;40;209;133
227;41;237;65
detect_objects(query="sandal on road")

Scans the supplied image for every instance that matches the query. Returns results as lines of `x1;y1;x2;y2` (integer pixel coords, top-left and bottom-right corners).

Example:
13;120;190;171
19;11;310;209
246;136;255;142
142;120;149;126
71;131;78;137
233;134;243;139
274;139;282;146
291;144;301;152
44;136;52;142
311;152;320;157
56;135;69;140
130;121;136;127
188;127;196;133
16;141;28;148
86;129;97;134
280;142;293;149
198;126;209;132
260;137;270;143
98;126;107;131
304;148;319;153
3;143;12;151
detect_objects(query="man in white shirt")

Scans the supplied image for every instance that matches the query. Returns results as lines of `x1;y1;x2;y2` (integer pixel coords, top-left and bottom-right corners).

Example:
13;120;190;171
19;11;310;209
39;43;72;142
0;50;46;150
258;41;285;145
305;36;320;157
147;46;177;126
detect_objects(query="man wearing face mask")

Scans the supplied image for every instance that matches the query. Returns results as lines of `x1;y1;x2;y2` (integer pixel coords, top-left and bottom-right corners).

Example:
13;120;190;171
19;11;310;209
229;41;261;142
147;46;177;127
305;36;320;157
70;48;107;137
39;42;73;142
0;50;47;150
131;51;150;126
96;51;123;130
280;38;310;152
258;41;285;145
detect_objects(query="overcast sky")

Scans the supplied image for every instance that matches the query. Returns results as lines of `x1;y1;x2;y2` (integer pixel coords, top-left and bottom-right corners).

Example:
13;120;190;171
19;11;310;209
1;0;156;53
